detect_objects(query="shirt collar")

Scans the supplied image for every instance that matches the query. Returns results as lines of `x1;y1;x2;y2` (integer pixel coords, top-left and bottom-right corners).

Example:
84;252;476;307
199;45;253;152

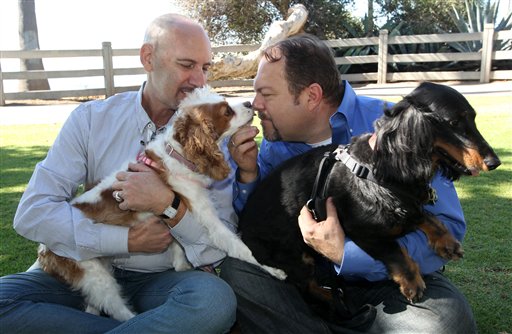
335;80;357;125
329;80;357;144
135;82;153;136
135;82;173;146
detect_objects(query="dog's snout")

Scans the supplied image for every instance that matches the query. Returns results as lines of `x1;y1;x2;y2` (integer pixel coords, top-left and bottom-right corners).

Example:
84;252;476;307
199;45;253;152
243;101;252;109
484;155;501;171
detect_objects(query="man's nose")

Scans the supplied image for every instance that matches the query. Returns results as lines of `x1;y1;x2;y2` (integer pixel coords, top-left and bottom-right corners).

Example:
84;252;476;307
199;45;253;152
189;68;207;87
252;95;263;111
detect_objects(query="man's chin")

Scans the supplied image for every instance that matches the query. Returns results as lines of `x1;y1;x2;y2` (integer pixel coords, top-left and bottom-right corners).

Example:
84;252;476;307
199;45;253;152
261;129;281;142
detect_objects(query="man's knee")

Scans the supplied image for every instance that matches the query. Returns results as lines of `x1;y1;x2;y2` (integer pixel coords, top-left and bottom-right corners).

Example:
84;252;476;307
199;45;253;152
0;270;80;302
165;271;237;330
370;272;476;334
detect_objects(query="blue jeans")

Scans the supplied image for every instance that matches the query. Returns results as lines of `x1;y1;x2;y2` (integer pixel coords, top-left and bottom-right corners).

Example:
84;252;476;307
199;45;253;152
220;257;477;334
0;267;236;334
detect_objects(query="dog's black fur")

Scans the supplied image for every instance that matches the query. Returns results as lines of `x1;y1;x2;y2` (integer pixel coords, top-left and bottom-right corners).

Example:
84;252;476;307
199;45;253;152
239;82;501;304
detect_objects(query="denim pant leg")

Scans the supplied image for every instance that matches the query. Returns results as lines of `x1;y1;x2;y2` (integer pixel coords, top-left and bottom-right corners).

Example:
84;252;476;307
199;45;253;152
107;268;237;334
0;269;120;334
219;257;358;334
344;271;477;334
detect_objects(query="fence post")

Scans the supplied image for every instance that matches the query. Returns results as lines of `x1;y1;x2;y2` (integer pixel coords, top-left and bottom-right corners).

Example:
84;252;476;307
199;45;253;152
0;61;5;106
102;42;115;97
480;24;494;83
378;29;388;84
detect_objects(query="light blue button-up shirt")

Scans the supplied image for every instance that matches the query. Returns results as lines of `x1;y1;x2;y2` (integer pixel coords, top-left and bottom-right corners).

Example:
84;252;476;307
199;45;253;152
233;81;466;281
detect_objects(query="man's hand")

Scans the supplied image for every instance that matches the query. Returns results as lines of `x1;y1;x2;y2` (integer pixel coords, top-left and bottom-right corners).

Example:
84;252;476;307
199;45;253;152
229;125;259;183
128;216;173;253
298;197;345;265
112;162;173;215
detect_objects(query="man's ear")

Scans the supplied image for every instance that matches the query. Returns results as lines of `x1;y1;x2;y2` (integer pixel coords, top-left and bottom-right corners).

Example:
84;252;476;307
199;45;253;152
140;43;154;71
306;83;323;112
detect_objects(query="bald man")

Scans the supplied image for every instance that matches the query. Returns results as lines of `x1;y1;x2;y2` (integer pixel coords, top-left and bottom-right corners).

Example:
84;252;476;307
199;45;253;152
1;14;236;334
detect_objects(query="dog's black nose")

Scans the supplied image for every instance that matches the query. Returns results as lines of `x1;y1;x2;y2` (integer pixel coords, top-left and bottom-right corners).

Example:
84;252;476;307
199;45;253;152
484;156;501;171
243;101;252;108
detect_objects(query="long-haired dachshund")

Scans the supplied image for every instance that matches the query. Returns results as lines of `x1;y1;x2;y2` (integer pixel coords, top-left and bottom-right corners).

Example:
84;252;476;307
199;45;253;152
239;82;501;306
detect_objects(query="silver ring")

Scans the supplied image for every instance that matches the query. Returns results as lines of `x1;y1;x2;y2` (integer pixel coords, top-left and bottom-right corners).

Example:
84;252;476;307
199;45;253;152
230;139;236;147
113;191;123;203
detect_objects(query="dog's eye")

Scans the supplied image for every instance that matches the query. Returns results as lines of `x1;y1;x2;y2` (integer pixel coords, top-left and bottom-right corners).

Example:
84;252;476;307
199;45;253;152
224;106;234;117
449;120;459;127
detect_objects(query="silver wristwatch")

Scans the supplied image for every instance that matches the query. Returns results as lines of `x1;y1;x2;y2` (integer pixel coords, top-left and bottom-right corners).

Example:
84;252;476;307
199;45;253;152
160;195;181;219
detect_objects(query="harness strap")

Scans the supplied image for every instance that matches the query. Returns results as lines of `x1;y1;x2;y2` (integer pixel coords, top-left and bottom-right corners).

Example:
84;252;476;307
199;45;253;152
335;146;377;183
306;151;337;221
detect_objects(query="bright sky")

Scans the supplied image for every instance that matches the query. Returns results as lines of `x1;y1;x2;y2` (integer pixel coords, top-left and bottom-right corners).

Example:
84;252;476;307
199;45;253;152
0;0;182;50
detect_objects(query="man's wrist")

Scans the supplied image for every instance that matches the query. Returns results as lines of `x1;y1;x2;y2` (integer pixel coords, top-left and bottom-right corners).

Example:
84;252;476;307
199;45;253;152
238;168;258;184
159;194;181;219
161;199;187;227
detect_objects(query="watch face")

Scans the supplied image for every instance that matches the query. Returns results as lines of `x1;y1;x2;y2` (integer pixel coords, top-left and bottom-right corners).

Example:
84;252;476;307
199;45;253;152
162;206;178;219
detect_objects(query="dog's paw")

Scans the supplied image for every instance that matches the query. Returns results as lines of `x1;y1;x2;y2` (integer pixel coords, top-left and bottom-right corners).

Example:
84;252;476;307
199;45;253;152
434;237;464;260
399;276;426;303
263;265;287;280
174;262;193;271
85;305;101;316
112;308;137;322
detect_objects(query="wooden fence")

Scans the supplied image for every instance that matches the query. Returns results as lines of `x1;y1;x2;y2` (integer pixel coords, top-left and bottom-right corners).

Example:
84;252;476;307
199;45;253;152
1;24;511;105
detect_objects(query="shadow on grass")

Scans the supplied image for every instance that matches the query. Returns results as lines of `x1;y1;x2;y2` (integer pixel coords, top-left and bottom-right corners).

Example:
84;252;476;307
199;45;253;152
0;146;49;188
0;145;49;275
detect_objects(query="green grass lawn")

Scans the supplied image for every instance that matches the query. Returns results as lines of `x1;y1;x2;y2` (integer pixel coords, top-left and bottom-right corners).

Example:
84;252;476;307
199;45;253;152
0;95;510;333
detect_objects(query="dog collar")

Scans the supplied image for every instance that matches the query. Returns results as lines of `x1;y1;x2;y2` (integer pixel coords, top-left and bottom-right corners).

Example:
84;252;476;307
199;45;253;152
137;152;164;171
136;143;197;173
164;143;198;172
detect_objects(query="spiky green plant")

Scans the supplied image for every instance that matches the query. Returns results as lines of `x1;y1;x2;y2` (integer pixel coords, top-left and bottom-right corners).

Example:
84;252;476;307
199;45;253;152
448;0;512;52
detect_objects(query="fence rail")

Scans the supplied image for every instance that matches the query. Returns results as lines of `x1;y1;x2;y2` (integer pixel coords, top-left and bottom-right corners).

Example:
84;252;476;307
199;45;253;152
1;24;511;105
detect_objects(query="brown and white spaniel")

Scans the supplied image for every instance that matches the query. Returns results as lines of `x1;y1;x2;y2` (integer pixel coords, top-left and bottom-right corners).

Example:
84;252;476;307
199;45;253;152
37;86;285;321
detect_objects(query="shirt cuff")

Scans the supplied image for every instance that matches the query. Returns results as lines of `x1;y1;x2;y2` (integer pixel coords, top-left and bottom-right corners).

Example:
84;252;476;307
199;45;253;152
233;169;260;213
75;218;129;259
170;210;203;244
99;223;129;255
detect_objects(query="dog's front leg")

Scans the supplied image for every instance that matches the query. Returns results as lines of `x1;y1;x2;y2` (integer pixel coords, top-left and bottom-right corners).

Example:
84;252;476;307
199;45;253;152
169;242;192;271
418;215;464;260
193;208;286;280
358;240;426;302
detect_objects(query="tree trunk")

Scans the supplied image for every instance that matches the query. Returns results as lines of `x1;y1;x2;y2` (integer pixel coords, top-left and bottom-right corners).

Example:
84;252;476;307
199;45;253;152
209;4;308;81
367;0;374;36
18;0;50;91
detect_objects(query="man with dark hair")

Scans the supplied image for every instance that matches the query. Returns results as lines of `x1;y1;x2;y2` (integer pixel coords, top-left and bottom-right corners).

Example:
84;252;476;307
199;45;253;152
221;34;476;334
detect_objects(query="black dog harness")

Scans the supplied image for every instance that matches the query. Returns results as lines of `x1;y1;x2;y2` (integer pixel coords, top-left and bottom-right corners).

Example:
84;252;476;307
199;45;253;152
306;145;379;330
306;145;437;221
307;145;376;221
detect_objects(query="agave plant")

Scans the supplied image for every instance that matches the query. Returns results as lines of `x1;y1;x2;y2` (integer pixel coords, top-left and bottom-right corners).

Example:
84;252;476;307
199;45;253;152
448;0;512;52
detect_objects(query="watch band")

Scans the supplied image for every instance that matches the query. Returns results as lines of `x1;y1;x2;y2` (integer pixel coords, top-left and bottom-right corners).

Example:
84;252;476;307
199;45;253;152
160;194;181;219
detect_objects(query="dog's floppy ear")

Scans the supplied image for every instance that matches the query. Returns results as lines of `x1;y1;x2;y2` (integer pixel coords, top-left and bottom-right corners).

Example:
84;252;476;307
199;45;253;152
174;106;231;180
373;98;434;184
